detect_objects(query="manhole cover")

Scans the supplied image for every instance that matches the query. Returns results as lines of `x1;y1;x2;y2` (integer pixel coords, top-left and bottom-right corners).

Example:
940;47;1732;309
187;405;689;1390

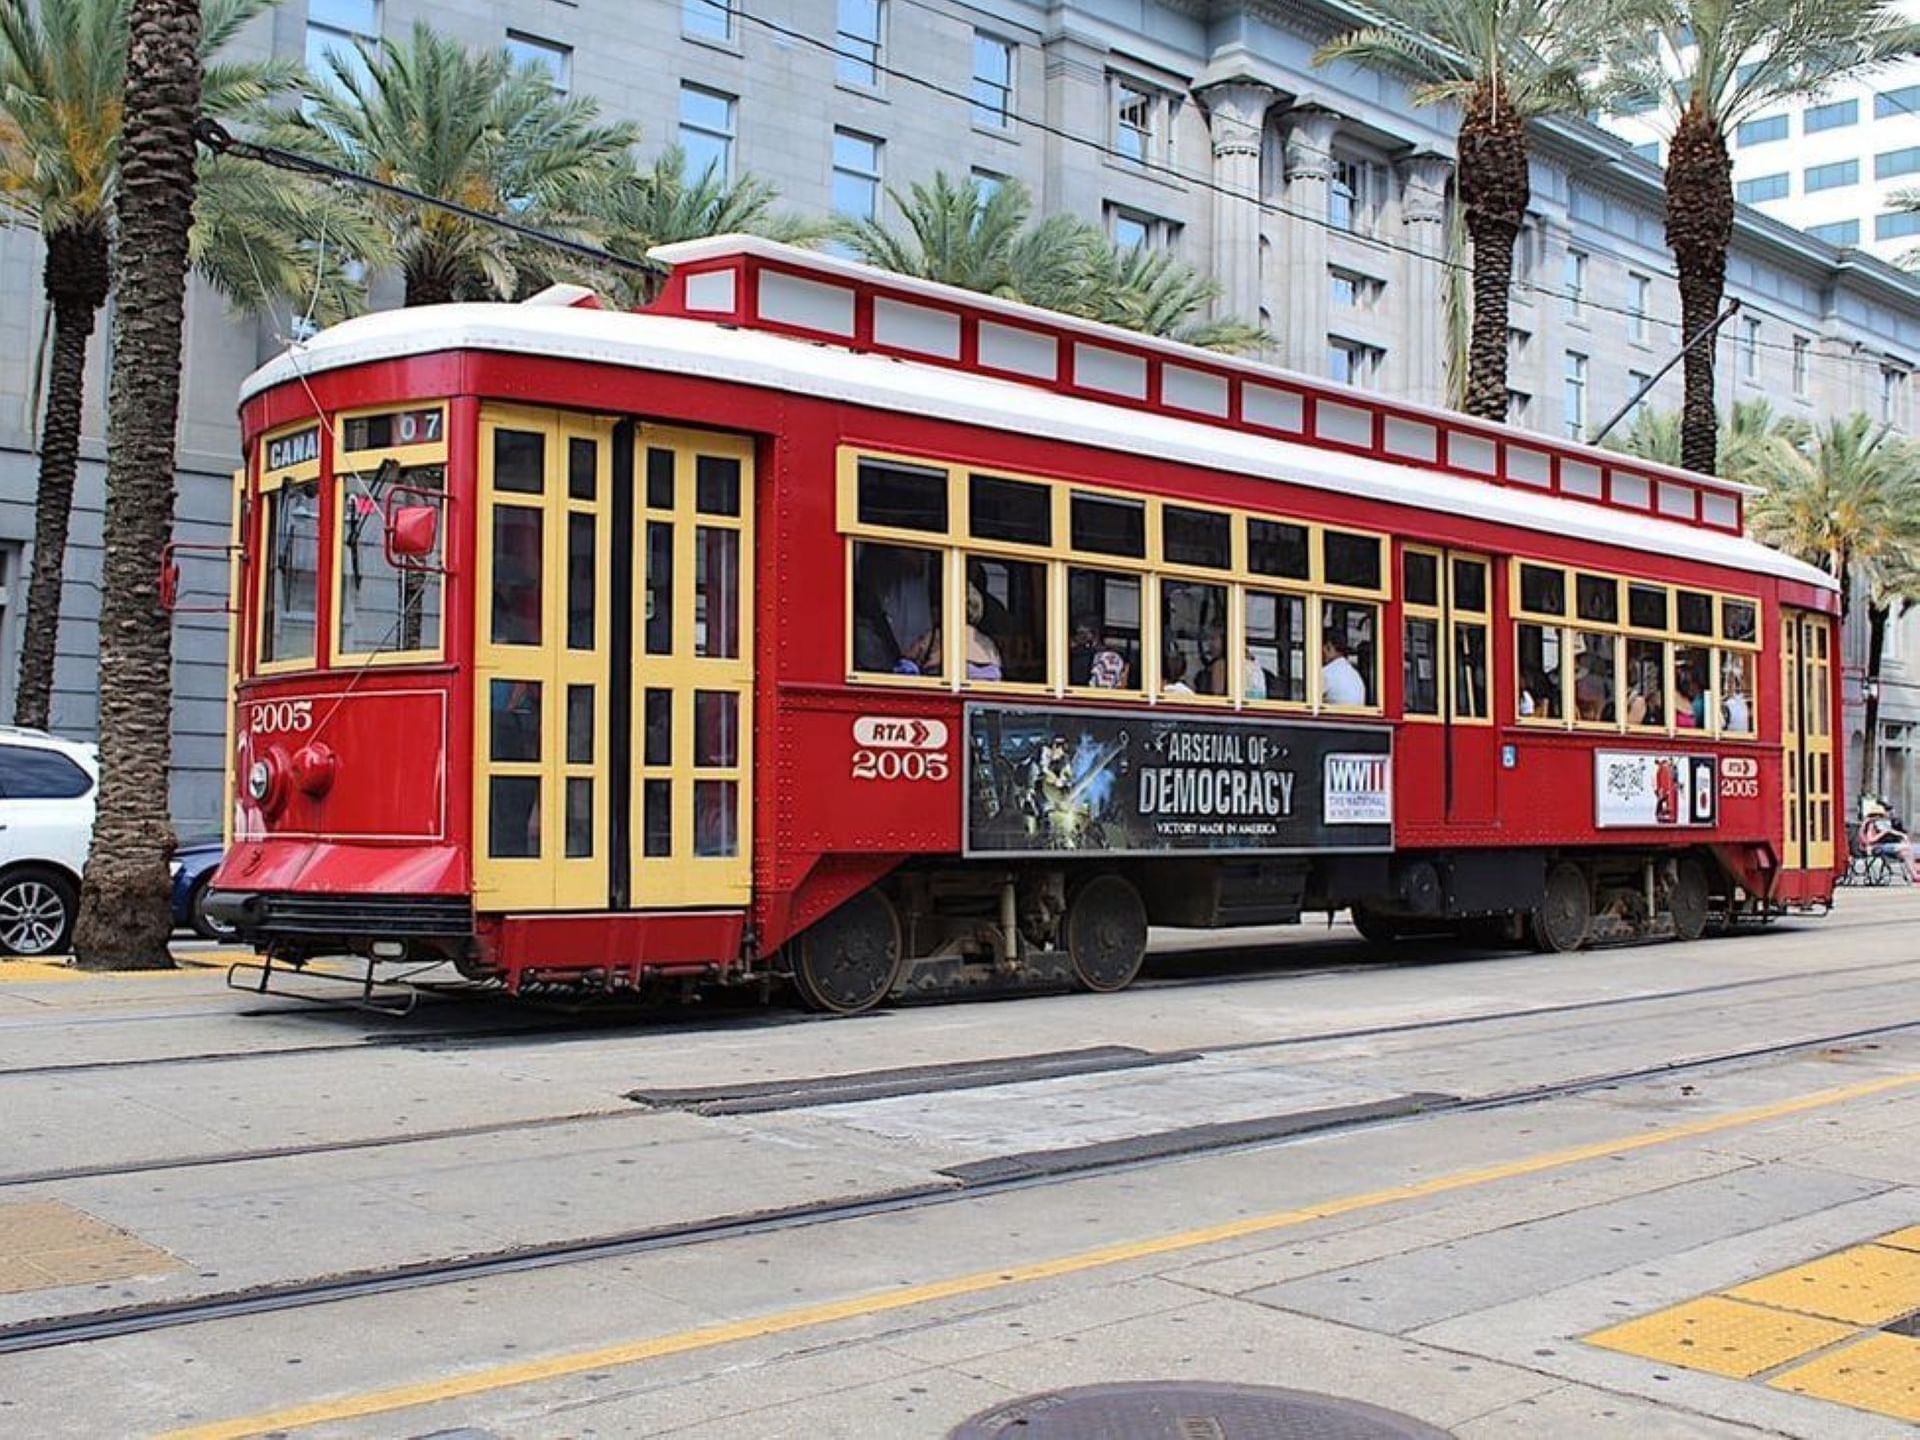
948;1382;1452;1439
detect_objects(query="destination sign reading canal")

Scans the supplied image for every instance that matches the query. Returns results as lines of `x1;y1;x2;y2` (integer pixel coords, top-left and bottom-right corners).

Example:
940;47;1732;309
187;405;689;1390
264;425;319;472
964;705;1392;857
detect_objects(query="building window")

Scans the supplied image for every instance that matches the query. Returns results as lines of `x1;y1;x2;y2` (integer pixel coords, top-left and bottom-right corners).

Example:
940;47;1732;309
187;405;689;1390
1876;147;1920;180
1628;272;1650;344
1804;160;1858;193
1735;172;1789;203
504;32;570;93
1809;218;1861;246
972;168;1006;202
1735;114;1789;146
1876;85;1920;120
1881;365;1908;424
1805;98;1858;132
1563;248;1587;320
682;0;732;42
1107;206;1176;253
1329;268;1382;310
1627;370;1652;421
1507;327;1532;368
1740;316;1760;381
1875;210;1920;241
1329;155;1385;235
1513;220;1540;291
1792;335;1810;397
836;0;882;88
832;129;883;223
1507;390;1533;426
1328;337;1385;388
305;0;379;94
972;32;1014;129
1628;140;1660;162
679;84;736;181
1110;79;1179;168
1564;351;1588;439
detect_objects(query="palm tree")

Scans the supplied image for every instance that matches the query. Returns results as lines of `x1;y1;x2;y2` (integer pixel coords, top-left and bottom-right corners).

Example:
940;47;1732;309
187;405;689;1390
1608;397;1787;484
594;146;827;306
283;22;638;305
1314;0;1610;421
70;0;202;969
1749;413;1920;806
1605;2;1917;475
839;172;1265;350
0;0;352;732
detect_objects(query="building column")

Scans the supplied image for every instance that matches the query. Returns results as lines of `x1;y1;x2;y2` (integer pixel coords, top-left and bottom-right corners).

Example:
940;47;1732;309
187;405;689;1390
1198;81;1276;328
1397;151;1453;407
1281;108;1340;372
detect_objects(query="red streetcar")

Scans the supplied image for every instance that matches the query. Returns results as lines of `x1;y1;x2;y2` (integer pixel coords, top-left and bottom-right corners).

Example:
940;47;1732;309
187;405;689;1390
204;237;1842;1012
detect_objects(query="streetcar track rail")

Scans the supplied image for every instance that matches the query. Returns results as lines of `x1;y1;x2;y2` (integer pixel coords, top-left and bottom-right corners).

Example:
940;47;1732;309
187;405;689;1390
1;963;1916;1191
0;1013;1915;1357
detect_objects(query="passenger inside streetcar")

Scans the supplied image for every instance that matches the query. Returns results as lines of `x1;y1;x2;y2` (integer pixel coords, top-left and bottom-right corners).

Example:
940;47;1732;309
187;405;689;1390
1067;569;1142;691
1519;667;1558;719
1320;601;1376;706
851;541;941;676
1722;658;1753;732
1626;640;1665;726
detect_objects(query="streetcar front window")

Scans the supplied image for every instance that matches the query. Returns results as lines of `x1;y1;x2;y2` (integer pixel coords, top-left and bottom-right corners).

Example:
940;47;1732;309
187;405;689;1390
339;464;444;656
261;480;320;666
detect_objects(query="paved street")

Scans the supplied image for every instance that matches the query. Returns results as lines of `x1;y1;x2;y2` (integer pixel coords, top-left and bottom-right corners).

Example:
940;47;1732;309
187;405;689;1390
0;890;1916;1438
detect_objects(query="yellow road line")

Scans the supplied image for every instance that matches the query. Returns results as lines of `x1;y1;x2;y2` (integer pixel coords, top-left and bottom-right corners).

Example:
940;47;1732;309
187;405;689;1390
157;1066;1920;1440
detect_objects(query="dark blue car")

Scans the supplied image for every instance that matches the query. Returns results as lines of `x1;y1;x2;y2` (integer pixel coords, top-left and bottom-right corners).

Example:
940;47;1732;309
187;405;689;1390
170;838;236;941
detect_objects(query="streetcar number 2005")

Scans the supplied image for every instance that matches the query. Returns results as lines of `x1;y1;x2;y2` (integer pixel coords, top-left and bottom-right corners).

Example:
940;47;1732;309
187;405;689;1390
250;699;314;734
852;749;949;782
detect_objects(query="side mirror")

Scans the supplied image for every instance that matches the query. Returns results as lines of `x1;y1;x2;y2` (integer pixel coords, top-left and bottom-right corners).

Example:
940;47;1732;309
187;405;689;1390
388;505;439;559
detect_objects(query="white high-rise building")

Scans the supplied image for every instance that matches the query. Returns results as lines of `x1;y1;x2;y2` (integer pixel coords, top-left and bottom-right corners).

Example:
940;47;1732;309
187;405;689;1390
1605;9;1920;262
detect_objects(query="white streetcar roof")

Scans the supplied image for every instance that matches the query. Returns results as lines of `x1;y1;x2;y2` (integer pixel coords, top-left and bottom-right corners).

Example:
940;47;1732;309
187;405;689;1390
243;303;1836;594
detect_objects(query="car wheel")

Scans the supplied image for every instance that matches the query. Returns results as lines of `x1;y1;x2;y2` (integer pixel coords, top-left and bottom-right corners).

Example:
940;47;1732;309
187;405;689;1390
189;875;238;942
0;867;79;957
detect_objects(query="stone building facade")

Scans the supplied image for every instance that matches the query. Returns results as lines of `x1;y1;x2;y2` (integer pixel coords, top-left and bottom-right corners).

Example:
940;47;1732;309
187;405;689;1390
1;0;1917;829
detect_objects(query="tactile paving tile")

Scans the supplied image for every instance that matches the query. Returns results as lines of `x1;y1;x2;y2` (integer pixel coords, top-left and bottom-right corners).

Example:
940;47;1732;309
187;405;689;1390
1877;1226;1920;1254
0;1201;181;1294
1728;1244;1920;1326
1769;1332;1920;1423
1585;1295;1858;1379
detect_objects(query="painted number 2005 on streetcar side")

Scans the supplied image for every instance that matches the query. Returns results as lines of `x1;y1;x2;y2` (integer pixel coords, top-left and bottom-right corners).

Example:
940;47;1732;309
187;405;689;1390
852;716;951;781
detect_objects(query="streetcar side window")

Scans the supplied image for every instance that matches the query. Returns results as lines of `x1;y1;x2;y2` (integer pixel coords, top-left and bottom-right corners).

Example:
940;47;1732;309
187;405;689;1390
1324;531;1382;592
1070;492;1146;557
1516;624;1563;721
1676;589;1714;637
1518;564;1565;617
491;505;544;646
1721;598;1758;645
1404;614;1441;716
1625;638;1666;728
1161;579;1228;695
1628;583;1668;631
1402;550;1439;608
1673;644;1712;728
260;480;320;666
1721;651;1755;734
858;460;948;531
1570;631;1617;724
1163;505;1231;569
966;556;1048;684
1248;518;1310;581
1575;573;1618;624
1320;600;1377;708
1246;589;1308;705
1068;568;1142;692
970;473;1051;546
851;542;943;676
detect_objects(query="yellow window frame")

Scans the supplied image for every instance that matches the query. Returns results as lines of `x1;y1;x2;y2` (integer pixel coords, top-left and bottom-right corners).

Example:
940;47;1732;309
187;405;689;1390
255;418;325;676
1399;544;1446;725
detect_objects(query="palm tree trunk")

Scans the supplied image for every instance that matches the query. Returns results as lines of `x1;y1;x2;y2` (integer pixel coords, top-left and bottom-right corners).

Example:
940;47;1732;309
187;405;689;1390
1456;81;1528;423
15;224;112;732
1864;600;1890;799
72;0;202;971
1665;102;1732;477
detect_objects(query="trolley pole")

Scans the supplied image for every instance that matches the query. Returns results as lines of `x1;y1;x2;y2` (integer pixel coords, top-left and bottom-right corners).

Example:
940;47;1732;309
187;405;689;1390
1587;299;1742;448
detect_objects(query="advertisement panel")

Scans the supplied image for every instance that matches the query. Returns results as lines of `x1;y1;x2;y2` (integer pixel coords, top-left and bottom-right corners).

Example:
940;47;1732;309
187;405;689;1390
964;704;1392;857
1593;750;1719;829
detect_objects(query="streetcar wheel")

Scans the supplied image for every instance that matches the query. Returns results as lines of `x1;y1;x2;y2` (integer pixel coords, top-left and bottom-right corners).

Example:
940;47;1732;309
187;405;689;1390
791;889;902;1015
1066;874;1148;993
1348;903;1396;945
1669;857;1710;943
1531;862;1591;954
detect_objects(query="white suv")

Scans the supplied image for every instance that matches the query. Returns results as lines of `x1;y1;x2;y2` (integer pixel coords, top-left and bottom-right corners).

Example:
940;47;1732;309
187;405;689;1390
0;729;97;956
